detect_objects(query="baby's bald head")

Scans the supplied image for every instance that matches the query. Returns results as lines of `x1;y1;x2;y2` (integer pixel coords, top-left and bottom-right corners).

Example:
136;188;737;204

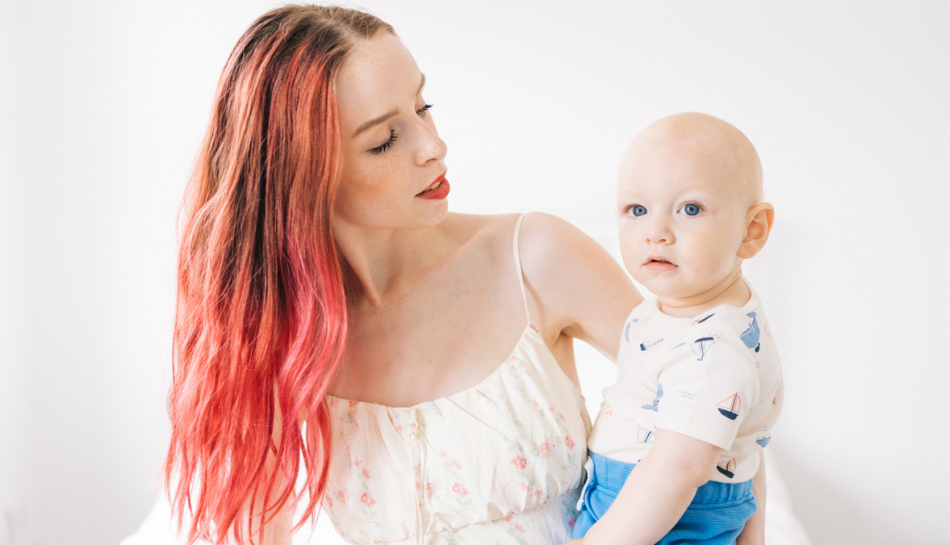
620;112;763;207
616;113;774;302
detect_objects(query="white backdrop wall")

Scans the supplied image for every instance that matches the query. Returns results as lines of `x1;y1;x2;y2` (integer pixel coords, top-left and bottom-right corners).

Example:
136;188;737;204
2;1;948;544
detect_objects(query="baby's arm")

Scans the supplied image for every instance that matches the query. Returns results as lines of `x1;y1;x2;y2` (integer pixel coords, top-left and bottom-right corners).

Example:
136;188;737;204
736;450;767;545
580;429;721;545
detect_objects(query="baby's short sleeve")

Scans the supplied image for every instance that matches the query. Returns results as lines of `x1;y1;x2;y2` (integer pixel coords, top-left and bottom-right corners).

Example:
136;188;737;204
654;320;760;451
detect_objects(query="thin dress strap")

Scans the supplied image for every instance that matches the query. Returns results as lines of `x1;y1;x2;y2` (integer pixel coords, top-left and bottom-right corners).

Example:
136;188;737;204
512;213;531;324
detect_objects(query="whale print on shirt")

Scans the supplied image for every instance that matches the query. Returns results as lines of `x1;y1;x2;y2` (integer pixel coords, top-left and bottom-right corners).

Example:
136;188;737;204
740;312;761;353
641;383;663;411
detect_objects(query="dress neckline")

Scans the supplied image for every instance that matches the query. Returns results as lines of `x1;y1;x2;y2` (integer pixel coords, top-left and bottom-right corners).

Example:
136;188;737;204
325;322;580;411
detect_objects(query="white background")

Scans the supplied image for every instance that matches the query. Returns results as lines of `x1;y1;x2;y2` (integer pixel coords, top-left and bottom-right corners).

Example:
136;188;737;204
1;1;948;544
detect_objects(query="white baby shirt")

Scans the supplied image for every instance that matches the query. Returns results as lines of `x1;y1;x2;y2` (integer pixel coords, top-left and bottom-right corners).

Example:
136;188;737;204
588;281;783;483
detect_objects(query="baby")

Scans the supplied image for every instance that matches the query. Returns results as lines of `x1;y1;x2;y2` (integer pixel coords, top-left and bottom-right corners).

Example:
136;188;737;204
570;113;784;545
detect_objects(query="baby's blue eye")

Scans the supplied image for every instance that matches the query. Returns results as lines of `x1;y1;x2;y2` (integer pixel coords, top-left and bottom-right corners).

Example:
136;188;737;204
627;205;647;217
680;203;702;216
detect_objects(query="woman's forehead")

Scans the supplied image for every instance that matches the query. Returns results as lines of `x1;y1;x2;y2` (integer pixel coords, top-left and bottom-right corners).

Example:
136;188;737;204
336;33;423;135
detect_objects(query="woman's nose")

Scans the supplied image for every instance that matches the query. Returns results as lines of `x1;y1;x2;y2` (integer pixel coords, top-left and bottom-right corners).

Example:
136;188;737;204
415;121;447;165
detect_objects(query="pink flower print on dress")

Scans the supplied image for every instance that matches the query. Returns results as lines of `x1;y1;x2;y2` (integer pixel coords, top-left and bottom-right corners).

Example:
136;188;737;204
565;435;575;450
360;492;376;507
338;490;349;505
537;438;558;458
510;454;527;470
513;522;526;533
452;482;469;497
528;322;539;333
361;467;371;480
506;355;518;364
451;458;462;469
439;449;449;458
425;482;441;499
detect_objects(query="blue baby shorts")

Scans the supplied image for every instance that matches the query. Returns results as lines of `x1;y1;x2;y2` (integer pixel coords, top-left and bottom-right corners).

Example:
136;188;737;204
572;452;758;544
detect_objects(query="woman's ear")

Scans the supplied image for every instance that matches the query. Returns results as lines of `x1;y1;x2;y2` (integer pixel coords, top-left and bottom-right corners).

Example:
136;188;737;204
737;203;775;259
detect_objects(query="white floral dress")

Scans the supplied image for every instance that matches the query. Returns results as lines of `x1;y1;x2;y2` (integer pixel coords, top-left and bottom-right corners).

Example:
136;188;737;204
321;214;592;545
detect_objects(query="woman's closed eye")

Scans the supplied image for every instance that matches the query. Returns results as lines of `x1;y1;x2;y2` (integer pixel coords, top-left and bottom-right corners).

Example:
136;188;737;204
369;130;397;155
416;103;433;118
368;104;433;155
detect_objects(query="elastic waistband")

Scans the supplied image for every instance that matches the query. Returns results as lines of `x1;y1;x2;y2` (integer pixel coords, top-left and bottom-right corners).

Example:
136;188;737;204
588;451;753;506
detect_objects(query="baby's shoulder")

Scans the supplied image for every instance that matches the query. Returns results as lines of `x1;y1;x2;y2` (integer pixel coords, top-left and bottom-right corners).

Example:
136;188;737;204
673;304;765;352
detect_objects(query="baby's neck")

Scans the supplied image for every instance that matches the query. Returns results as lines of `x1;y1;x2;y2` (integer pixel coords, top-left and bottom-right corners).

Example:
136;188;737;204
656;267;750;319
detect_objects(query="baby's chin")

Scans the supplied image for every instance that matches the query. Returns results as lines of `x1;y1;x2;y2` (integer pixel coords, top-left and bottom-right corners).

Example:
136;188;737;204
636;277;708;301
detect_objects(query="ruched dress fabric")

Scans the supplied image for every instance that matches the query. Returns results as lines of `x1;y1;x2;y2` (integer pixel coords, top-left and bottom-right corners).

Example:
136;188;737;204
320;214;592;545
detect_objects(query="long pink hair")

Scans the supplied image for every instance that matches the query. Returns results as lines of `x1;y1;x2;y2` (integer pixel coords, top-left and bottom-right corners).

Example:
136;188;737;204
165;6;393;544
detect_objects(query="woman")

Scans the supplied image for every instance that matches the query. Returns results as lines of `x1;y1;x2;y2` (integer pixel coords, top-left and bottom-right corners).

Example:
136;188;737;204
165;5;755;545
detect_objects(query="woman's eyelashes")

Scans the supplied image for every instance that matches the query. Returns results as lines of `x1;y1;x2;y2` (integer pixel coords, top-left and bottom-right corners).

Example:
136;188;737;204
369;130;397;155
416;103;433;118
367;104;434;155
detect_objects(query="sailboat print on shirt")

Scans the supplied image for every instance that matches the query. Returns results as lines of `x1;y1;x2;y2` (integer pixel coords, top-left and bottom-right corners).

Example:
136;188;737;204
640;338;663;351
740;312;761;352
691;337;716;361
693;313;715;325
716;458;737;479
641;384;663;411
717;394;741;420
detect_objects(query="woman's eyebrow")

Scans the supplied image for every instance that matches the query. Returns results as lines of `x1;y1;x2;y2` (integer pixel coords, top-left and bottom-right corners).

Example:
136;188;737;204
351;74;426;138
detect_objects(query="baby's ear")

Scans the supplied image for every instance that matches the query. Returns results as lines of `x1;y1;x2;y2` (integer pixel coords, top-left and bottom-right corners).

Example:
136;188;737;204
737;203;774;259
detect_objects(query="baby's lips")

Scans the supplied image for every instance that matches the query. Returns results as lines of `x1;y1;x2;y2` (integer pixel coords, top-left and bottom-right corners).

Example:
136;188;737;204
646;255;675;265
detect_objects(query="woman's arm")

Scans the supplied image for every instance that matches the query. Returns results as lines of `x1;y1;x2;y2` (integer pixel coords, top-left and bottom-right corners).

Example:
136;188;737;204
518;213;642;361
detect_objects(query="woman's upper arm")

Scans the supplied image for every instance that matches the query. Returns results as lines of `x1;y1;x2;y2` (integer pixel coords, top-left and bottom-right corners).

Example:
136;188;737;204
519;212;642;361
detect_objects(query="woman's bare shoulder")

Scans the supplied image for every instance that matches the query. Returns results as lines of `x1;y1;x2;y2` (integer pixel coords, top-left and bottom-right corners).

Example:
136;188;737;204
516;212;642;358
440;212;523;252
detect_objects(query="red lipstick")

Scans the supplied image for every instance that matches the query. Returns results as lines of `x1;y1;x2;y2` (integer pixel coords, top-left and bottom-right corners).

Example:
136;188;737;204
416;172;449;200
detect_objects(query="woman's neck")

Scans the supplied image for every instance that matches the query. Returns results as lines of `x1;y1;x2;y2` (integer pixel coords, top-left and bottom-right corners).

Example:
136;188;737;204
333;216;454;308
655;266;749;318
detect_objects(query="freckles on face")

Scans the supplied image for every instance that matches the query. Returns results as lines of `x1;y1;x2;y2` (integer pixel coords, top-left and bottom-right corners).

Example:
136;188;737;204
332;33;447;229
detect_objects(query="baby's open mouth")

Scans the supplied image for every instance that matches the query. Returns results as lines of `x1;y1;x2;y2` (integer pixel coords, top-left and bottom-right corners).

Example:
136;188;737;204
645;256;677;269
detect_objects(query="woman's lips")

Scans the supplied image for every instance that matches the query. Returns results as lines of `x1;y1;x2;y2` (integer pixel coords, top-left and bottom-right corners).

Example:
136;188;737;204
416;172;449;200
